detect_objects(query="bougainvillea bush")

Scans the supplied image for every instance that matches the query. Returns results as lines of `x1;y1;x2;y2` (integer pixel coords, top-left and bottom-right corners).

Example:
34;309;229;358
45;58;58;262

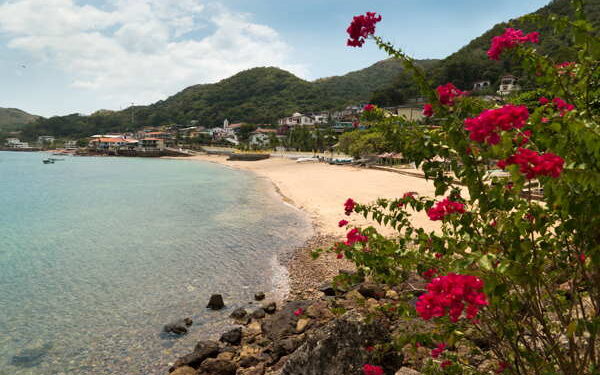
330;3;600;374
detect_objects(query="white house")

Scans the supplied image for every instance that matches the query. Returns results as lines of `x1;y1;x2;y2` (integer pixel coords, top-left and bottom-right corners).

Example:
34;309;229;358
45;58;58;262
473;80;491;91
37;136;55;144
497;75;520;96
5;138;31;149
249;128;277;147
278;113;317;127
138;138;165;151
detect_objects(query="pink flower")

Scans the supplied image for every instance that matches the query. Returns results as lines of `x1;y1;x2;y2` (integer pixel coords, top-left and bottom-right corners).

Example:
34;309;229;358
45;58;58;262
437;83;465;106
416;273;488;322
464;105;529;145
539;97;549;105
398;191;417;207
338;219;349;227
293;308;303;316
345;228;368;246
541;117;549;123
495;362;509;373
552;97;575;115
422;268;438;280
427;198;465;221
347;12;382;47
497;147;564;179
363;104;376;112
336;252;344;259
431;343;446;358
435;252;443;258
362;364;384;375
423;103;434;117
344;198;356;215
487;28;540;60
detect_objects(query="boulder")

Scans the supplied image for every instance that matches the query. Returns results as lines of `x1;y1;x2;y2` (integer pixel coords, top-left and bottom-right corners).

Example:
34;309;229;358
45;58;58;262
319;283;337;296
295;318;311;333
251;308;266;320
358;283;386;299
220;327;243;345
164;318;193;335
262;302;277;314
230;307;248;320
170;340;220;371
171;366;197;375
207;294;225;310
198;358;237;375
281;310;390;375
254;292;266;301
262;301;311;341
238;356;261;368
236;363;265;375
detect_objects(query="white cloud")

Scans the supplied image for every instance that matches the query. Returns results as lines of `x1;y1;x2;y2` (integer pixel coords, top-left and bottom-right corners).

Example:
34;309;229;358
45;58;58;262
0;0;306;110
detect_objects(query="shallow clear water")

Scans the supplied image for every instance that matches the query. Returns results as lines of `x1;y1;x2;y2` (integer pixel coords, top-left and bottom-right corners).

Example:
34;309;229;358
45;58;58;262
0;151;312;375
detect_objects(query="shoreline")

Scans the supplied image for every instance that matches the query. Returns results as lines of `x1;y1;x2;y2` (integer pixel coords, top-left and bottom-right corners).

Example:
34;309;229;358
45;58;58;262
164;154;443;299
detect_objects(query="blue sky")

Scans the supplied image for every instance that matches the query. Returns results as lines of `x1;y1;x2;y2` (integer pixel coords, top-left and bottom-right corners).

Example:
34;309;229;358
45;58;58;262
0;0;549;117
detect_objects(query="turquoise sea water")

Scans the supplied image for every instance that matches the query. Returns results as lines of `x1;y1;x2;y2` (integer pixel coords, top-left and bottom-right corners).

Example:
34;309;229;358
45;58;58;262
0;151;312;375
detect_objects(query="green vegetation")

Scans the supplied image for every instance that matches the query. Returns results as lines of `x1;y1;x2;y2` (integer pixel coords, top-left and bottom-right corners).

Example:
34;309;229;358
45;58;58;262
0;107;38;130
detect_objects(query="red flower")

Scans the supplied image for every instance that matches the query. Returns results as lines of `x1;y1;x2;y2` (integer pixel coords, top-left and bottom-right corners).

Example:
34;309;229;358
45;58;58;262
495;361;509;373
541;117;549;123
423;103;434;117
437;83;465;106
363;104;376;112
336;252;344;259
464;105;529;145
552;97;575;115
338;219;349;227
422;268;438;280
416;273;488;322
539;97;549;105
427;198;465;221
364;345;375;352
435;252;443;258
579;253;586;262
345;228;368;246
344;198;356;215
441;360;453;369
497;148;564;179
362;364;384;375
487;28;540;60
347;12;382;47
431;342;446;358
293;308;303;316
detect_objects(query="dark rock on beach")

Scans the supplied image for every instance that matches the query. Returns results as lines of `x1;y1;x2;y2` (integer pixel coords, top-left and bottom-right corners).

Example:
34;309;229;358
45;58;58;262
262;301;277;314
220;327;243;345
169;340;220;371
163;318;193;335
262;301;310;341
251;308;266;320
207;294;225;310
358;283;386;299
197;358;237;375
254;292;266;301
230;307;247;320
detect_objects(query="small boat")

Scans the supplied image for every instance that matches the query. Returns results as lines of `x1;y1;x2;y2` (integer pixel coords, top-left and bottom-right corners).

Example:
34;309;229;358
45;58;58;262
42;159;55;164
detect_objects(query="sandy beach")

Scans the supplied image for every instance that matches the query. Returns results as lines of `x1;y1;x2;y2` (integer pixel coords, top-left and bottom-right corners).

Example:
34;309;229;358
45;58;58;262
175;154;442;237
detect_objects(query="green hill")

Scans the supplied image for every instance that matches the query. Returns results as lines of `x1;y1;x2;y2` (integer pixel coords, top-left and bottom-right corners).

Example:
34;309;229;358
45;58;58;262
0;107;39;130
372;0;600;104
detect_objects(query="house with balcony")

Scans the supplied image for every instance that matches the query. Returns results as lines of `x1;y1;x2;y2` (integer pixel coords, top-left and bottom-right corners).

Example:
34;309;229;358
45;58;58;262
138;138;165;151
497;74;520;96
5;138;31;149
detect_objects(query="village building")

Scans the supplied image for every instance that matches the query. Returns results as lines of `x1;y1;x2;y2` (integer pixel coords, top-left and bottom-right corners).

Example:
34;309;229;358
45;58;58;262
249;128;277;147
138;138;165;151
497;74;520;96
88;137;135;152
64;140;78;150
37;136;55;144
4;138;31;149
473;80;491;91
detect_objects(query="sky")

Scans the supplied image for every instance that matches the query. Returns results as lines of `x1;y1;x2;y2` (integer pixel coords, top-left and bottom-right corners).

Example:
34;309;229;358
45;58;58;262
0;0;550;117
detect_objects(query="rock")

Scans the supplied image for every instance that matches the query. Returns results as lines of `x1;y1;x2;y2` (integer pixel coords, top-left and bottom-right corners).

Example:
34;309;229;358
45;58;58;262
240;345;262;357
295;318;311;333
358;283;386;299
171;366;197;375
306;301;334;320
220;327;243;345
262;302;277;314
170;340;220;371
207;294;225;310
230;307;248;320
251;308;266;320
319;283;337;296
245;320;262;336
10;341;52;368
218;351;236;361
164;318;193;335
344;289;365;302
395;368;423;375
385;290;399;300
239;356;261;368
262;301;310;341
237;363;265;375
198;358;237;375
254;292;266;301
281;310;389;375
